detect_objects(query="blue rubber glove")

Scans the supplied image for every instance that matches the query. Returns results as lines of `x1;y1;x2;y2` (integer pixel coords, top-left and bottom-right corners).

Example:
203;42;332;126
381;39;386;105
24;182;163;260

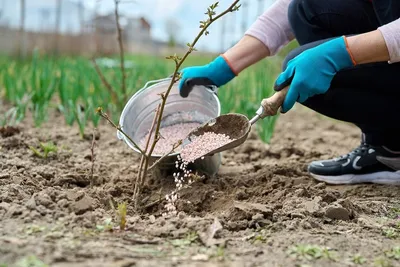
274;36;356;113
178;55;236;97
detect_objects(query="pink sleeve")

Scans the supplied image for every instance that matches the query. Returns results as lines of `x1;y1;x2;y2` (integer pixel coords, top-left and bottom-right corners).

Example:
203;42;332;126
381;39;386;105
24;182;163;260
244;0;294;55
378;18;400;64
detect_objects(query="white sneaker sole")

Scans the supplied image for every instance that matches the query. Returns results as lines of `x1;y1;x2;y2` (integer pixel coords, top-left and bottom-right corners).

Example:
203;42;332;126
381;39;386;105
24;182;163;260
310;171;400;185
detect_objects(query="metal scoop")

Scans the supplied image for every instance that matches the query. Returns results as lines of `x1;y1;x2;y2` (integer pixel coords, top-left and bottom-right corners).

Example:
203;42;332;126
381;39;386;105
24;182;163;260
182;86;289;159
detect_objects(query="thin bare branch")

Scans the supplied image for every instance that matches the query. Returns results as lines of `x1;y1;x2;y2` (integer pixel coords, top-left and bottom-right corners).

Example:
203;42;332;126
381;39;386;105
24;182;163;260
143;104;161;155
92;58;118;104
96;107;144;155
95;1;241;211
133;104;161;206
133;155;146;199
137;1;241;205
148;140;182;171
114;0;127;103
147;0;240;160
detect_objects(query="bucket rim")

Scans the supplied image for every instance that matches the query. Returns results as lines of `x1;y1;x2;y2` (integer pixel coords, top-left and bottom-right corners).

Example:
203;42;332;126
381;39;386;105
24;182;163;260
117;76;221;158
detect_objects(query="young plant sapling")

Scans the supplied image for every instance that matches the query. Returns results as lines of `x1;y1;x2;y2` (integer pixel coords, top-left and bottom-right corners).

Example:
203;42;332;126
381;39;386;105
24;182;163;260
95;1;241;211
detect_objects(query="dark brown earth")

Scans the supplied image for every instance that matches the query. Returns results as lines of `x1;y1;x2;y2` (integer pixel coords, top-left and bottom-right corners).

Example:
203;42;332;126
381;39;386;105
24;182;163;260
1;104;400;267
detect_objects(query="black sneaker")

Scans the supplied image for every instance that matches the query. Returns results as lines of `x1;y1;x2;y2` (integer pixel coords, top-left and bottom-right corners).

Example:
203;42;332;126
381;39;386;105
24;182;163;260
308;142;400;185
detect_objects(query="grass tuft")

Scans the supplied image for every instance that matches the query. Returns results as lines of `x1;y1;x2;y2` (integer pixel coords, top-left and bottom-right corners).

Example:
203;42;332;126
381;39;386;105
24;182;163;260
29;142;58;158
287;244;337;262
352;254;367;265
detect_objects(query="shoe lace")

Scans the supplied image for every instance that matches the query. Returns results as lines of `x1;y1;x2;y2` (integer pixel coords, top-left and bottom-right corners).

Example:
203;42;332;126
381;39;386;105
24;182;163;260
334;142;373;161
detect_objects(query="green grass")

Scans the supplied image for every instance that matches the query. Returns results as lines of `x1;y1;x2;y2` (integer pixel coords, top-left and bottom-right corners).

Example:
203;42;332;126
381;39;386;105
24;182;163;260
14;255;48;267
0;42;296;142
287;244;338;262
352;254;367;265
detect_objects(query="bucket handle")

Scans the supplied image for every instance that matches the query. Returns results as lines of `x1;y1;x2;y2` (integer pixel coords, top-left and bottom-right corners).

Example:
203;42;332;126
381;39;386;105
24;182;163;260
143;76;219;95
117;77;172;142
117;76;218;142
117;128;124;140
142;77;172;90
205;85;218;95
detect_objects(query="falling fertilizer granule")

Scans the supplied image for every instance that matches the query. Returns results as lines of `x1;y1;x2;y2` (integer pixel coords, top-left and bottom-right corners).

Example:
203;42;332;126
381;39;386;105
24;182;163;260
180;132;234;163
156;130;233;217
165;130;230;217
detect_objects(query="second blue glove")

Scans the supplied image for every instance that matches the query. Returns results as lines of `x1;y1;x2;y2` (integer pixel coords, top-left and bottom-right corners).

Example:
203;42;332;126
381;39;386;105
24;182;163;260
274;36;356;113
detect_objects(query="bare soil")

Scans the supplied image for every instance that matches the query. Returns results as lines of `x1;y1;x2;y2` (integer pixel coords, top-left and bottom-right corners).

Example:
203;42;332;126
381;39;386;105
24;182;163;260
1;105;399;267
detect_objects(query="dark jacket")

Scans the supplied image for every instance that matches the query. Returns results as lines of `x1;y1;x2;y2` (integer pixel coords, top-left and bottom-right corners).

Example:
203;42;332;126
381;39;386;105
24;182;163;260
373;0;400;25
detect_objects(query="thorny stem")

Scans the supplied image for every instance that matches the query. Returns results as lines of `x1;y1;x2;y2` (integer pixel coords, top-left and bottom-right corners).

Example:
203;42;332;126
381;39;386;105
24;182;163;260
147;0;240;160
96;107;144;155
95;1;240;210
135;1;240;208
136;1;240;210
114;0;127;103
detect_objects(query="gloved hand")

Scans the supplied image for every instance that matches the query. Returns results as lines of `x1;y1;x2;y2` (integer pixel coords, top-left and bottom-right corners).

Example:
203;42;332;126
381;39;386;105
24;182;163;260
274;36;356;113
178;55;237;97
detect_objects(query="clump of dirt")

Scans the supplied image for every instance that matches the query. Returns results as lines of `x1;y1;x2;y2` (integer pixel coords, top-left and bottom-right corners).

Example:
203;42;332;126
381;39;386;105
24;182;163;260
1;105;399;267
0;126;20;138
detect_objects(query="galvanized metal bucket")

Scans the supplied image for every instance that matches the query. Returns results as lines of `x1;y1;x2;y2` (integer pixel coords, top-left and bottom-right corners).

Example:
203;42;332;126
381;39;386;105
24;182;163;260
117;77;222;177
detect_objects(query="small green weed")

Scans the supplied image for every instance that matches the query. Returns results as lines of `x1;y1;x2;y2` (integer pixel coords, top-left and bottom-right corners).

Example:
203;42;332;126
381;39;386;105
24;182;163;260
96;218;114;232
382;228;398;239
374;256;393;267
29;141;57;158
387;206;400;219
287;244;337;262
252;234;268;244
108;200;127;231
117;202;127;231
212;244;225;260
170;231;199;247
0;107;20;127
15;255;48;267
186;231;199;243
385;247;400;260
352;254;367;265
24;225;46;235
216;245;225;257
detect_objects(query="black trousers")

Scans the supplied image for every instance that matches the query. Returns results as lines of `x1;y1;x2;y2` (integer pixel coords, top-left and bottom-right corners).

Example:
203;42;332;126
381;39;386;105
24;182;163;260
284;0;400;150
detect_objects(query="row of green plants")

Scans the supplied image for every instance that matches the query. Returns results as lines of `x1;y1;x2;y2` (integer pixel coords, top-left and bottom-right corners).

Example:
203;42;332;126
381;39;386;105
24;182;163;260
0;41;295;142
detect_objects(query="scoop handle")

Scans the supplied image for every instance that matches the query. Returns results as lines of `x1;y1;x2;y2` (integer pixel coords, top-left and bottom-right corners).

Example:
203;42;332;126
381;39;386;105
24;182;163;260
259;86;289;118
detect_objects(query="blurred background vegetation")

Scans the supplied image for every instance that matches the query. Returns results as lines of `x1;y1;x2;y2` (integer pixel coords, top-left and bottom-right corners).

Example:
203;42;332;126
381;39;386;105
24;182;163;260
0;0;298;143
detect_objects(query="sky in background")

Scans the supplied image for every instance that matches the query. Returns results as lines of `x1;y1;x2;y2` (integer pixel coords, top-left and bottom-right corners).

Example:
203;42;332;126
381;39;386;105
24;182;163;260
0;0;276;52
76;0;276;52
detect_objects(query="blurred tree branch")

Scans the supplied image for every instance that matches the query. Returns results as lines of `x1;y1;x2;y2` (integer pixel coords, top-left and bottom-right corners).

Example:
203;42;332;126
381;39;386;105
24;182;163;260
114;0;127;104
18;0;26;59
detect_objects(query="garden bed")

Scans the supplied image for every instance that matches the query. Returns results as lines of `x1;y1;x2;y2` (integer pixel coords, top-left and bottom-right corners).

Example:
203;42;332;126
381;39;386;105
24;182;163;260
1;105;399;267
